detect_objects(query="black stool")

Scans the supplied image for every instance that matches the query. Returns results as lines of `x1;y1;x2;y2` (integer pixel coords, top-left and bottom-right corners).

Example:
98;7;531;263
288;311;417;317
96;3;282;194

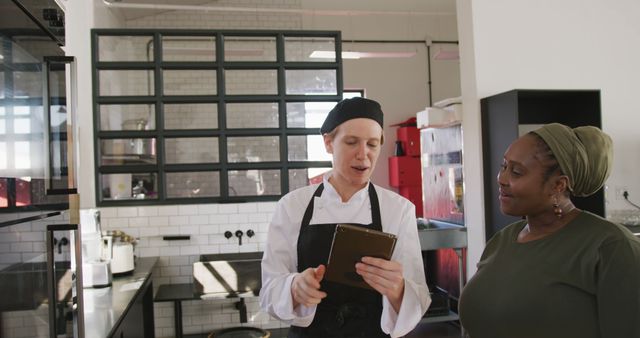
208;327;270;338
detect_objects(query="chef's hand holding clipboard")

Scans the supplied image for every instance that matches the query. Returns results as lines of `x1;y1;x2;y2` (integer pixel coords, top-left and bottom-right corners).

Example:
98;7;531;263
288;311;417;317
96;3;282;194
356;256;405;313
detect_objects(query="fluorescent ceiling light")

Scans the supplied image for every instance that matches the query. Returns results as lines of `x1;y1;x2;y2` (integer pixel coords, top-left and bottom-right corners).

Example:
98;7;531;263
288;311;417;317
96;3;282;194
309;51;417;59
433;49;459;60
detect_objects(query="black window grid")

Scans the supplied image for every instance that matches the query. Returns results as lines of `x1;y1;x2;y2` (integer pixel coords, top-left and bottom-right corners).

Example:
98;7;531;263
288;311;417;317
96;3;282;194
92;29;343;205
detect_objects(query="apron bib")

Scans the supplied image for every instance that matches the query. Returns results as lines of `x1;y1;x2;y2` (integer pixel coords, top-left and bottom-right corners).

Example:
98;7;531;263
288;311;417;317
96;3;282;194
288;183;390;338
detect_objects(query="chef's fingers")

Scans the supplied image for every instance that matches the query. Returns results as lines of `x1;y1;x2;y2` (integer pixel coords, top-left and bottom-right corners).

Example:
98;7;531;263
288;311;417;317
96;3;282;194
360;271;404;299
294;286;322;306
361;256;402;272
300;267;322;289
356;258;403;281
355;262;403;286
292;269;327;304
313;264;326;282
356;262;404;298
293;282;327;306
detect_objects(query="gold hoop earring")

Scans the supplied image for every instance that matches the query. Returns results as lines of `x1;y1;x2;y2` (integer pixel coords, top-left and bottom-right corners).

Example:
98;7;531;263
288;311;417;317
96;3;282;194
552;195;563;218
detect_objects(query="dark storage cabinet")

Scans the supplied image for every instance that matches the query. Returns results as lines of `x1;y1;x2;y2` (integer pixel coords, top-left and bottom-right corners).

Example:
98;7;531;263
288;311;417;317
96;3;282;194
480;89;604;240
110;278;154;338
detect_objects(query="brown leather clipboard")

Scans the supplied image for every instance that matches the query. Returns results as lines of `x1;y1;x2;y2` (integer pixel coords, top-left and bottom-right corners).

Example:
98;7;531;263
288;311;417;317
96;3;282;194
324;224;397;290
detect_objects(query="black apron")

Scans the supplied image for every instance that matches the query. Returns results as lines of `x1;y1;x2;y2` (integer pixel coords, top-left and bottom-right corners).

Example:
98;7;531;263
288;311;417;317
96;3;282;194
288;183;391;338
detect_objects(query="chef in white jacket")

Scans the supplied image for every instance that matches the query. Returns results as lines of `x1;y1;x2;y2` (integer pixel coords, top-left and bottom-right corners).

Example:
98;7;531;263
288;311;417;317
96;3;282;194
260;97;431;338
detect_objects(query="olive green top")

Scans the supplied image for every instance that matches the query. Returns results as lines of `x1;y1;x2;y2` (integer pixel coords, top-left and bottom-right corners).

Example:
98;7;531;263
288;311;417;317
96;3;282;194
459;211;640;338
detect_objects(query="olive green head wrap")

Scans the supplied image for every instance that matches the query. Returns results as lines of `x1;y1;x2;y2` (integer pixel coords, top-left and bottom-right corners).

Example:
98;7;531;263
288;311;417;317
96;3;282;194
532;123;613;197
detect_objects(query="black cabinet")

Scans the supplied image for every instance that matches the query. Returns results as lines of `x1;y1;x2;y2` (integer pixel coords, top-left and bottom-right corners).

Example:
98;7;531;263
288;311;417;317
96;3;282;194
111;279;155;338
480;89;604;240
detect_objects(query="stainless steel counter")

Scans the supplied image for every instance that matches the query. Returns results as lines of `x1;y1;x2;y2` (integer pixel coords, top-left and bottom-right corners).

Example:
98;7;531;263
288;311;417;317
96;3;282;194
624;224;640;237
82;257;157;338
418;219;467;250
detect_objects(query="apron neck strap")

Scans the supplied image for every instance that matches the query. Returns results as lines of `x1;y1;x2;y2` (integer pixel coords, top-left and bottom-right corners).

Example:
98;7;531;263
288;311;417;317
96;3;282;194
301;183;325;227
368;183;382;229
301;183;382;230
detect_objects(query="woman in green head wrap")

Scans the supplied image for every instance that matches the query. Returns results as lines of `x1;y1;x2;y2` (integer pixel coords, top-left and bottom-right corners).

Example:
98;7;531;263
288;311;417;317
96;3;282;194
459;123;640;338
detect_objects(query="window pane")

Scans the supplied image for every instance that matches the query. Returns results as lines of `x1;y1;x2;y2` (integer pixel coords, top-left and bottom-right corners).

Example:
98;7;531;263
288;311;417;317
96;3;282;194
14;141;30;169
164;103;218;129
224;36;276;61
227;136;279;163
229;169;280;196
13;72;42;98
226;102;278;129
10;44;38;63
0;73;5;98
286;101;336;128
166;171;220;198
101;173;158;200
99;104;155;131
285;69;337;95
100;139;157;165
162;36;216;62
0;143;5;170
18;178;66;206
99;70;154;96
98;35;154;62
285;37;335;62
14;118;31;134
163;70;216;95
287;135;331;161
165;137;218;163
288;167;331;191
225;70;277;95
14;106;31;116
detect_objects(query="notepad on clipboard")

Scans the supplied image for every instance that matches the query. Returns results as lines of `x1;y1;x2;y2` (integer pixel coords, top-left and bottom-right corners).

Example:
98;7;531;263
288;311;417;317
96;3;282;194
324;224;398;290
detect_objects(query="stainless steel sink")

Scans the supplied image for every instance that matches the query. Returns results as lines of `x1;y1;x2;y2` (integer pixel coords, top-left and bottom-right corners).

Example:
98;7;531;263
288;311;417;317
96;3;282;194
194;252;263;323
194;252;262;297
417;219;467;250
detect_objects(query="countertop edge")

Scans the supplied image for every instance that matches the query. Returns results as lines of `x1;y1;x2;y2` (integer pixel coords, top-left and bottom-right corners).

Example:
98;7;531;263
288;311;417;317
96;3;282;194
82;256;158;338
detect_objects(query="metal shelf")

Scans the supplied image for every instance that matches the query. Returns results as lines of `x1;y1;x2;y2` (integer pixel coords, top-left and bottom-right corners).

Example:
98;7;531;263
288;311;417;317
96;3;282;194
418;220;467;251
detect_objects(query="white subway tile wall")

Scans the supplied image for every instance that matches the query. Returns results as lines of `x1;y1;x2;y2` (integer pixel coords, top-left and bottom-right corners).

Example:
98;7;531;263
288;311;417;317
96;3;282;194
0;212;70;271
99;202;283;337
0;213;75;338
1;308;50;338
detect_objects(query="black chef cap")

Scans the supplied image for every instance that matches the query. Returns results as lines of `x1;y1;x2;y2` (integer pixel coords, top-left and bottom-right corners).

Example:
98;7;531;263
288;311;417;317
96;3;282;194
320;97;384;134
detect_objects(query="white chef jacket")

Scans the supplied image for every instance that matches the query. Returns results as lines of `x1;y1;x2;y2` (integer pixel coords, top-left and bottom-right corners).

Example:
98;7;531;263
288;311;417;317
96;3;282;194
260;174;431;338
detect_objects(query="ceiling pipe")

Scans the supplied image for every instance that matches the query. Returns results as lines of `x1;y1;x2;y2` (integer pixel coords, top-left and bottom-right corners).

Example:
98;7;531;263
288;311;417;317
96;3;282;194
102;0;454;17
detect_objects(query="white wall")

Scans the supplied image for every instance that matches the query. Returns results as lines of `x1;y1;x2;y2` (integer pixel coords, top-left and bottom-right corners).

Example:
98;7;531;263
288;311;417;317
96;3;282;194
66;0;125;209
456;0;640;277
455;0;485;278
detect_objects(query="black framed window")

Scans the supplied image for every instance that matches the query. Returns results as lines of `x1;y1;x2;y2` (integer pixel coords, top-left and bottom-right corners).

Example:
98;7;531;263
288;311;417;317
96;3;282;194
92;29;343;205
0;34;69;213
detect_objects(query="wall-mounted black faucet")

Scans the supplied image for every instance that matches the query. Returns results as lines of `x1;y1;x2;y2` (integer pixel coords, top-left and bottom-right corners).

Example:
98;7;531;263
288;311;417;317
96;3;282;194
235;230;244;245
57;237;69;254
